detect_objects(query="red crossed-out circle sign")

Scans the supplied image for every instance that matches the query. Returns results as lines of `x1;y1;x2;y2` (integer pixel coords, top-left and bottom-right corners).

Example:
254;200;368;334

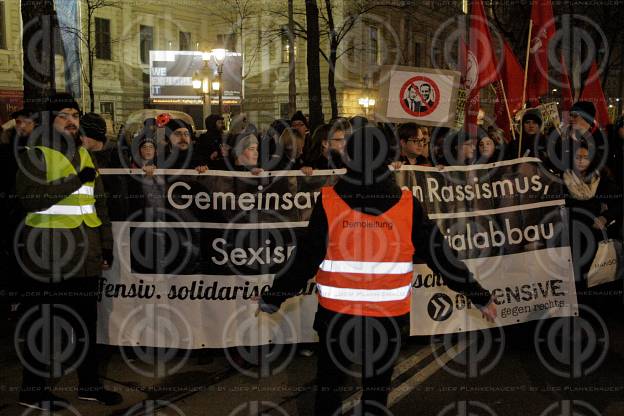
399;76;441;117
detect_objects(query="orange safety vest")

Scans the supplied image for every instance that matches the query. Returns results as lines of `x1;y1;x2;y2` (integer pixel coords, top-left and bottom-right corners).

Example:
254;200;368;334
316;186;415;317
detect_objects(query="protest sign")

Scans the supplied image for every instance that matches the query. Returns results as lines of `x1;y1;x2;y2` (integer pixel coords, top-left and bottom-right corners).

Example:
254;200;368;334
98;161;577;347
377;66;461;127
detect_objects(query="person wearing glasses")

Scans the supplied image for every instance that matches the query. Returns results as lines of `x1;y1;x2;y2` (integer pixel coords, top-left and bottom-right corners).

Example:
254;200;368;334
162;118;209;172
15;93;122;410
396;122;431;166
305;119;352;170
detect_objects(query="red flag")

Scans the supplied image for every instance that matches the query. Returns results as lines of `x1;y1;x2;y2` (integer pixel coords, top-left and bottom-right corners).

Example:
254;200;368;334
580;61;610;128
526;0;555;104
495;39;525;136
560;53;574;112
466;0;499;133
468;0;500;91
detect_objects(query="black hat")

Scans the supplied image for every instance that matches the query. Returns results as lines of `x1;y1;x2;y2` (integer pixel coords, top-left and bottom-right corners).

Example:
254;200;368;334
138;135;157;148
46;92;80;114
164;118;193;140
522;108;543;126
205;114;224;130
10;107;36;119
80;112;107;143
570;101;596;124
290;111;309;128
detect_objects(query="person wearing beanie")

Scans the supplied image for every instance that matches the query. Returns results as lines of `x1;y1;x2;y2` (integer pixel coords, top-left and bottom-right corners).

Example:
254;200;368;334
80;112;121;169
507;107;550;163
131;132;158;170
211;131;263;175
570;101;596;128
551;101;607;175
259;126;496;416
159;115;207;172
290;110;309;137
80;112;108;152
15;93;122;410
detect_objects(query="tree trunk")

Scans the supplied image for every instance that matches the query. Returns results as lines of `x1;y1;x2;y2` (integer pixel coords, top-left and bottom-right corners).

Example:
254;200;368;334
328;43;338;120
87;11;95;113
287;0;297;116
89;51;95;113
305;0;323;131
324;0;338;120
21;0;56;111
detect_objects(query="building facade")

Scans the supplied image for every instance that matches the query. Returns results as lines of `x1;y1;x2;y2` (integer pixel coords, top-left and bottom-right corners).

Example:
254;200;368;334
0;0;465;131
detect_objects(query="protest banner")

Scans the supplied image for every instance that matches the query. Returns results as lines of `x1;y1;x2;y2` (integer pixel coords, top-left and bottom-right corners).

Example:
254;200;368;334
98;160;577;347
377;66;461;127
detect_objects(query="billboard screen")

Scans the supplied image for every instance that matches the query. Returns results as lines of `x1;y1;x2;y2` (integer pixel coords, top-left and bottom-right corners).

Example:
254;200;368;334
149;51;242;103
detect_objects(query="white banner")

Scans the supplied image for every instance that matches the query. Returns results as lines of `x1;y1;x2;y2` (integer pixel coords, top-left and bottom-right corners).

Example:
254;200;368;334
97;162;578;348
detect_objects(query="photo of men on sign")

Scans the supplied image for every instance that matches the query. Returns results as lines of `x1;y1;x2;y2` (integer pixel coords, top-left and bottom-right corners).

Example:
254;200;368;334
401;79;438;116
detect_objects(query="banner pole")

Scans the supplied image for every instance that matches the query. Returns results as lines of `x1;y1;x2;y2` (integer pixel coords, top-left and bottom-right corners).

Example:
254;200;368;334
499;79;516;142
519;19;533;158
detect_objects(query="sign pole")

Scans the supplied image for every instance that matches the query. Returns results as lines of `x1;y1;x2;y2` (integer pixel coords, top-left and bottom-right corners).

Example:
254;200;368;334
499;79;516;141
519;19;533;158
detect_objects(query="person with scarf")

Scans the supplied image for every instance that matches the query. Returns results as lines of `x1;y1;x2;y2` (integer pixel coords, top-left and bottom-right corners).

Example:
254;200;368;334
564;141;622;300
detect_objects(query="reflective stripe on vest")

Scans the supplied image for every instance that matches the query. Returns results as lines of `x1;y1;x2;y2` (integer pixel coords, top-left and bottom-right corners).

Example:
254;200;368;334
319;260;413;275
33;205;96;216
316;186;415;317
25;146;102;229
72;185;95;196
316;283;412;302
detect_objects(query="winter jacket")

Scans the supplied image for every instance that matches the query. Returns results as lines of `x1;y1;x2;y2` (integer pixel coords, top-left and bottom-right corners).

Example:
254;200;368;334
262;171;492;327
15;140;113;280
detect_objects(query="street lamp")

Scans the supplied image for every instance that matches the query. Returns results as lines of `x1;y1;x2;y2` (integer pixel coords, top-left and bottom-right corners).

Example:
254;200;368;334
193;53;212;126
212;48;227;115
358;97;376;116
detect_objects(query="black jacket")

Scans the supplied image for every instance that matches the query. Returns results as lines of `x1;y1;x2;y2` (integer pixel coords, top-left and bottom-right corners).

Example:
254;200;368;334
262;172;492;326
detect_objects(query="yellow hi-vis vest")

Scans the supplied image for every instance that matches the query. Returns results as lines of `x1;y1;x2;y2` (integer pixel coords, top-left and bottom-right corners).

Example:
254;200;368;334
25;146;102;229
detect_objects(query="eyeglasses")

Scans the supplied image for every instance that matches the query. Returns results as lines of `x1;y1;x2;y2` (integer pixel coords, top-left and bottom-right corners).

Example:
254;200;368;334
172;131;191;138
57;111;80;120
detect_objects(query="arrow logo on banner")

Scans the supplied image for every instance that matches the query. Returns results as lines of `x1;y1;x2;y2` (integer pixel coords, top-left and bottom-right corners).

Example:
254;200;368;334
428;293;453;322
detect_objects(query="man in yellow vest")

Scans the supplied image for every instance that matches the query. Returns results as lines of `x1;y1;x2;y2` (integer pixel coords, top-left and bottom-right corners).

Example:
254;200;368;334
259;126;497;416
15;93;122;411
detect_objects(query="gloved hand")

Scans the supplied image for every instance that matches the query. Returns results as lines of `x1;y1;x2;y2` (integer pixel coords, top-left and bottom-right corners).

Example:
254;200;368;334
78;167;97;183
102;248;114;269
253;296;279;316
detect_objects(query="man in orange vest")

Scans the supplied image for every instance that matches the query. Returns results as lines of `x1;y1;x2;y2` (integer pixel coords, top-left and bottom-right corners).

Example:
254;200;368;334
259;126;496;415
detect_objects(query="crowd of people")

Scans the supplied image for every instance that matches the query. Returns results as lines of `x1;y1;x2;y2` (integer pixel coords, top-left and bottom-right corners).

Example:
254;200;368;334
0;92;622;411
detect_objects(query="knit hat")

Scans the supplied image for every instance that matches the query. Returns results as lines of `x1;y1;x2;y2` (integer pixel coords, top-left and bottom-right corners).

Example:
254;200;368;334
205;114;224;131
522;108;543;126
570;101;596;125
46;92;80;114
138;135;157;148
163;118;193;141
233;133;259;158
80;112;107;143
290;111;309;128
11;107;36;119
